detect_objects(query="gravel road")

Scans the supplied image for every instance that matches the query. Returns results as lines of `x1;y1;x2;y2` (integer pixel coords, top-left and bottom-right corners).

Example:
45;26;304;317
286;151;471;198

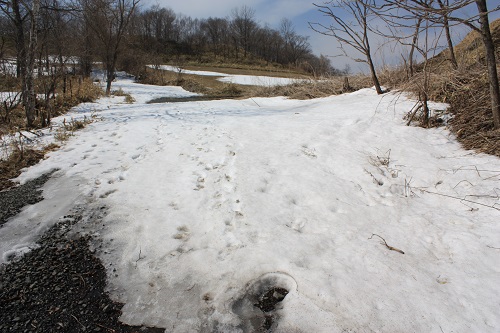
0;171;55;227
0;174;165;333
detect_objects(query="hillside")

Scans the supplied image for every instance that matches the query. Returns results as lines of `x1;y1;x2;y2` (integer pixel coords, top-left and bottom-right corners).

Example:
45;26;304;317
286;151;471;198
404;19;500;156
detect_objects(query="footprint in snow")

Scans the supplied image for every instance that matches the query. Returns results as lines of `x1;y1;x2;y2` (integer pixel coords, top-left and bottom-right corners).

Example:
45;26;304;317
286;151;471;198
286;217;307;233
173;226;190;241
231;272;297;333
99;189;118;198
301;146;317;158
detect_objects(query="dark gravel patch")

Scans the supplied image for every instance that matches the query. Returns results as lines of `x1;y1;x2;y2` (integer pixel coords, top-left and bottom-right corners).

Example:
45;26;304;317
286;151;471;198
0;170;56;227
0;212;164;333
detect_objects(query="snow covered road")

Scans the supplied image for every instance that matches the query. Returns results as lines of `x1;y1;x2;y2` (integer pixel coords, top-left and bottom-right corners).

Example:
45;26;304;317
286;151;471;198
3;76;500;332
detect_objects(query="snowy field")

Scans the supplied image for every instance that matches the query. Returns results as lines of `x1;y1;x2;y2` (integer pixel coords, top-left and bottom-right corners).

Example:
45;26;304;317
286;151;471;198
1;74;500;332
155;65;302;86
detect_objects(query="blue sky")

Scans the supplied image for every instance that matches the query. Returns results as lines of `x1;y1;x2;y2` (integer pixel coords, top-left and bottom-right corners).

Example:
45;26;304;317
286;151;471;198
145;0;500;73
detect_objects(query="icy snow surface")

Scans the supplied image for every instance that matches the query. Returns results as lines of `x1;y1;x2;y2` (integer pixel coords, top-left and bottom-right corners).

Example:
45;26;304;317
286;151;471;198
155;65;301;86
2;75;500;333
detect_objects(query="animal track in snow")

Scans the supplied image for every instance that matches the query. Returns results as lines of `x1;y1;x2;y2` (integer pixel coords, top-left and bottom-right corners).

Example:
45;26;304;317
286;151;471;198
301;145;317;158
286;217;307;233
99;189;118;198
193;173;206;191
169;201;180;210
173;226;190;241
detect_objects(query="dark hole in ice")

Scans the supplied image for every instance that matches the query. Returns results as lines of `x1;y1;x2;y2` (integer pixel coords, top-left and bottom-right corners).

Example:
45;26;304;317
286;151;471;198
232;273;295;332
263;315;274;331
254;287;289;313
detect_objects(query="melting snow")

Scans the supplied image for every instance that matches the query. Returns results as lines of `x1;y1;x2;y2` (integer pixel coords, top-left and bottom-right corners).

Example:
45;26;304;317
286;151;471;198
1;75;500;332
154;65;302;86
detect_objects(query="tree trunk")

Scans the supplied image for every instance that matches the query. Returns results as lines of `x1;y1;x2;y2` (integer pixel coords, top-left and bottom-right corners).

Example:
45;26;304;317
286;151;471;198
476;0;500;129
438;0;458;69
367;55;383;94
24;0;40;128
409;18;422;77
362;12;382;95
443;16;458;69
12;0;25;79
106;68;114;95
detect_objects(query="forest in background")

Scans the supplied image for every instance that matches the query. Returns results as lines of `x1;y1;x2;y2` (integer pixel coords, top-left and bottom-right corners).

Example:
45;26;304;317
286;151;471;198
0;1;339;80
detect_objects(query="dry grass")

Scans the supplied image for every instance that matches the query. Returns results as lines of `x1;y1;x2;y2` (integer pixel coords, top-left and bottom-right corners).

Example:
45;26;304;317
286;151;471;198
141;66;373;100
378;18;500;157
182;63;309;78
434;19;500;67
139;67;246;97
0;76;103;190
444;67;500;156
53;110;101;142
0;76;103;132
111;88;136;103
0;140;59;191
250;75;372;99
0;74;20;92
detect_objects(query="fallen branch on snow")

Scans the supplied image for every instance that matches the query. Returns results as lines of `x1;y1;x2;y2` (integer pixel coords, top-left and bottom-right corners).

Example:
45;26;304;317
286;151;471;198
369;234;405;254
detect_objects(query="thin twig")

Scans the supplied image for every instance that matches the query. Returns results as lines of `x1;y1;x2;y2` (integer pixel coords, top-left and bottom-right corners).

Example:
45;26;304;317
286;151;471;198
17;130;34;143
483;173;500;180
406;102;421;126
250;98;261;107
95;323;116;332
135;246;145;266
70;314;85;329
417;188;500;211
369;234;405;254
75;274;86;288
453;180;473;189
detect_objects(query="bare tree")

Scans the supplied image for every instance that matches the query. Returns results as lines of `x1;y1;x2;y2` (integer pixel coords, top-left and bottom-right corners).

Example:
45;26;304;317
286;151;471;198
230;5;257;59
310;0;383;94
201;17;230;59
0;0;27;79
437;0;458;69
474;0;500;128
1;0;39;127
80;0;139;95
280;18;311;67
379;0;500;128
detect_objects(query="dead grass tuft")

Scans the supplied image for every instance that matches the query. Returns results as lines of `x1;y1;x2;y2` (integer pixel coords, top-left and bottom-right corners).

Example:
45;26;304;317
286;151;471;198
1;76;103;133
53;111;101;142
445;68;499;156
251;75;372;100
111;88;135;103
0;142;59;191
381;60;499;156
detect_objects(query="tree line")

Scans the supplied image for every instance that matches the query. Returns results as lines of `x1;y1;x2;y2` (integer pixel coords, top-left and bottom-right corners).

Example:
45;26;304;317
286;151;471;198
0;0;343;127
129;5;339;75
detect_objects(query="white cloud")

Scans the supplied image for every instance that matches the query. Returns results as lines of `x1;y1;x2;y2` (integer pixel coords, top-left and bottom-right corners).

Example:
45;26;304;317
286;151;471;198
255;0;316;25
